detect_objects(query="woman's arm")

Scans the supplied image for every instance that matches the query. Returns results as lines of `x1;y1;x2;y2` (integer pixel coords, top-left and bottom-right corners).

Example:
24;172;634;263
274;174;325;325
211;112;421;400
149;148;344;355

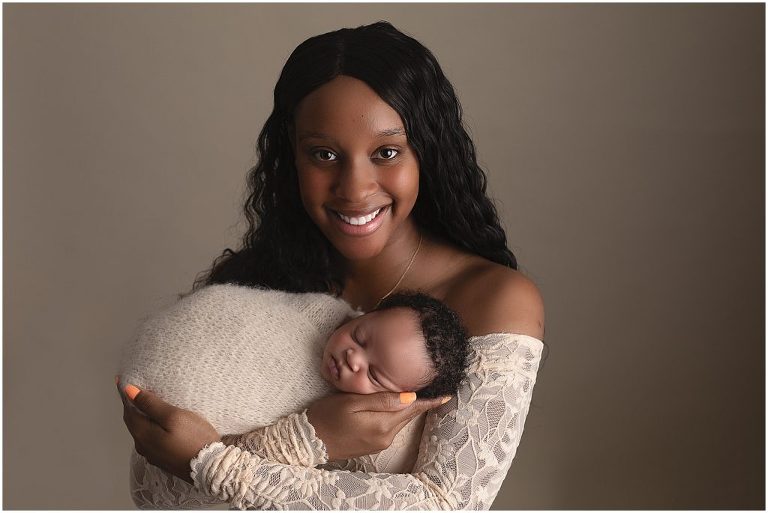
190;332;544;510
219;410;327;467
128;412;328;509
119;383;444;508
126;409;336;510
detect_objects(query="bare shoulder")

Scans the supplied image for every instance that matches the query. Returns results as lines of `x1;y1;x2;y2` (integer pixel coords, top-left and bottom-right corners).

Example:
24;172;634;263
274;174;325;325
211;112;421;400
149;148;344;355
445;260;545;340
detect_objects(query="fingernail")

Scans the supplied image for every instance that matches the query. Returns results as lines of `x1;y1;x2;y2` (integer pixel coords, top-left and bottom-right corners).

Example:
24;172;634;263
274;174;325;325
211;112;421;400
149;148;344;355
440;396;452;405
124;384;141;400
400;392;416;404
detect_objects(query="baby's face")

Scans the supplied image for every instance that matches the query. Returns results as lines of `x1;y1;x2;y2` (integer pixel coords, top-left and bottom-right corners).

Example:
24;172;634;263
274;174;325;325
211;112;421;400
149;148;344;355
320;307;434;394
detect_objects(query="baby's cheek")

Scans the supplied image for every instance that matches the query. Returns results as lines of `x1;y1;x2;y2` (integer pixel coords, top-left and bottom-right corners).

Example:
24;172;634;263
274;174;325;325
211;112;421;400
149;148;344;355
346;376;375;395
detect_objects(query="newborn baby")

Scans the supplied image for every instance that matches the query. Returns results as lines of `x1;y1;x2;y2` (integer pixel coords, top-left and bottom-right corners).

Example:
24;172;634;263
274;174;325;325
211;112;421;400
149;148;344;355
319;291;469;398
118;284;469;508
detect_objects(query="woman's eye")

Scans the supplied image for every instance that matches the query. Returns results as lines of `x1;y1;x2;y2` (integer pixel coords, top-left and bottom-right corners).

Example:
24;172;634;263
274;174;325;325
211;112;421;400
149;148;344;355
376;148;399;160
312;149;337;161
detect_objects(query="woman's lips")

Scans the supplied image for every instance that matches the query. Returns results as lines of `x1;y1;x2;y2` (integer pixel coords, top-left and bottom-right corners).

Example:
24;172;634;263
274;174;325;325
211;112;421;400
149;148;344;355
328;205;390;237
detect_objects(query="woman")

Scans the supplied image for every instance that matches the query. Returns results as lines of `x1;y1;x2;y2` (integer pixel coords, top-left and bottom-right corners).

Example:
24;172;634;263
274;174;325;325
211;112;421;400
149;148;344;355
118;21;545;509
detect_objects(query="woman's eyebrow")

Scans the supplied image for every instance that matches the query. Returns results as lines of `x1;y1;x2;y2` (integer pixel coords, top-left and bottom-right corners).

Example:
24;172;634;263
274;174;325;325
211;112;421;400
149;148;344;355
376;127;406;137
298;131;332;142
298;127;405;142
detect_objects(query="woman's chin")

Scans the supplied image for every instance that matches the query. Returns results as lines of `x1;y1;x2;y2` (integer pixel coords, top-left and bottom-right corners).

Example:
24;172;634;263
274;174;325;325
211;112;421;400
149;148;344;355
327;235;388;261
343;247;386;262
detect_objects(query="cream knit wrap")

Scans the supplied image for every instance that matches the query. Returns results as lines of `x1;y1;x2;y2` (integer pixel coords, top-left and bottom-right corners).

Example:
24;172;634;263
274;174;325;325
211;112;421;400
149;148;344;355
118;284;361;435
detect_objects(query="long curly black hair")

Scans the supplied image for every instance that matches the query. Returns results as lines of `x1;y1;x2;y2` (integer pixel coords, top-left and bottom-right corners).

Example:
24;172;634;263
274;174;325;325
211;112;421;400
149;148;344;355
190;21;517;296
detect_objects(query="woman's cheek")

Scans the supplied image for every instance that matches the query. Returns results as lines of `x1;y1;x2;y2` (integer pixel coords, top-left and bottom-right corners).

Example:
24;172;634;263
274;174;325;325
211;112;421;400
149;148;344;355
296;168;328;216
387;165;419;210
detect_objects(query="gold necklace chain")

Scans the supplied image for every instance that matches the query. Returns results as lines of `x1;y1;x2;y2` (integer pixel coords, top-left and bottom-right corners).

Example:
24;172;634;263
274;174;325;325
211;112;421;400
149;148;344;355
375;233;423;309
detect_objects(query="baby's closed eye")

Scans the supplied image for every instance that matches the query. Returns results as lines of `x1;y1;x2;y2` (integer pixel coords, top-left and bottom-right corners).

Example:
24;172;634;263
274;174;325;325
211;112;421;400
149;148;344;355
368;367;383;387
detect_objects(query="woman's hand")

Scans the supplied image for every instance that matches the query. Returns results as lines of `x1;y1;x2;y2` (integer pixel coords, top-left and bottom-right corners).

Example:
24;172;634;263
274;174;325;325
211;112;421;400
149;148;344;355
306;391;450;461
116;379;221;484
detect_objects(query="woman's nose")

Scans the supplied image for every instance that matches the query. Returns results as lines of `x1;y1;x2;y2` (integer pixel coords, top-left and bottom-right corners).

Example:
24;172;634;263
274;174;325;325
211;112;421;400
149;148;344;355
345;348;366;373
333;157;378;203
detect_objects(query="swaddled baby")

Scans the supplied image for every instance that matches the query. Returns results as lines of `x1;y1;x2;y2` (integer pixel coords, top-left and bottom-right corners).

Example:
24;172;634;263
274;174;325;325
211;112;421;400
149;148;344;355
318;292;469;398
118;284;469;509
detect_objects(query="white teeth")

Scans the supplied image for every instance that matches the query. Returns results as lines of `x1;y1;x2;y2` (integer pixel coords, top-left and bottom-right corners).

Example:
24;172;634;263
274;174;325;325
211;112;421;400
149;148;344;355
336;208;383;226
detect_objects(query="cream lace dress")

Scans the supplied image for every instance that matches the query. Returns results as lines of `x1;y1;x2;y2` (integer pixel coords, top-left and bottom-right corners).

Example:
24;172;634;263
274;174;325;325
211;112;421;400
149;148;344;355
190;332;543;510
122;286;544;510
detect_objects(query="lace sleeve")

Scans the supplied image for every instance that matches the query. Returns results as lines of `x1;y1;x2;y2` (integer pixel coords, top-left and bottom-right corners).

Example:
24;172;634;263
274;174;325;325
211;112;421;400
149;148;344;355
190;333;544;510
222;410;328;467
130;411;329;509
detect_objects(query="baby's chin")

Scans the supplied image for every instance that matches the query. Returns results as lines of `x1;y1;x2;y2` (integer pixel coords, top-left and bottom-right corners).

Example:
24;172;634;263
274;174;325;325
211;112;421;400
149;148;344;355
319;365;334;387
334;381;364;394
319;370;367;394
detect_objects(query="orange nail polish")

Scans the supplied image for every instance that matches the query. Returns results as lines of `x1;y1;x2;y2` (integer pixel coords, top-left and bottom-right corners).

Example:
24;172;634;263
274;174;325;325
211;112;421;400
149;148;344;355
125;384;141;400
440;396;452;405
400;392;416;404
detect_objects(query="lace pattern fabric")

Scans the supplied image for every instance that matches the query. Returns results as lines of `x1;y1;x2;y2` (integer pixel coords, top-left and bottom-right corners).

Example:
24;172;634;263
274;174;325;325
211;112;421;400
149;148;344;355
189;333;544;510
130;407;427;508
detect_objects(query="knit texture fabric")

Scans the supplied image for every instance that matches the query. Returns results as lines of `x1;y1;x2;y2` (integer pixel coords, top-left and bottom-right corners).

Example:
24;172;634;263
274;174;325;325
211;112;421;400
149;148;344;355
118;284;364;509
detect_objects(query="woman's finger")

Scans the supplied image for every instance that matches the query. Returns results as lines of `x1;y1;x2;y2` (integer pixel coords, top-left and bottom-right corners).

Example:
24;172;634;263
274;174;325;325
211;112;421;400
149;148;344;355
116;378;130;409
123;401;160;437
356;391;451;414
125;413;167;464
126;386;174;428
353;391;420;413
117;378;144;420
387;395;452;427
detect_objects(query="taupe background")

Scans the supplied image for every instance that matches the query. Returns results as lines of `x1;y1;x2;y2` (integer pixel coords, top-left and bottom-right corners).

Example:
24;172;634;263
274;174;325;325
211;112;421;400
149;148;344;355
4;3;764;509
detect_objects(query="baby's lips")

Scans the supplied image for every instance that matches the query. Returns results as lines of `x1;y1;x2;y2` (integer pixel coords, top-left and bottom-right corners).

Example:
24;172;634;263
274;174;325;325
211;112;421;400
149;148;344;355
328;356;340;380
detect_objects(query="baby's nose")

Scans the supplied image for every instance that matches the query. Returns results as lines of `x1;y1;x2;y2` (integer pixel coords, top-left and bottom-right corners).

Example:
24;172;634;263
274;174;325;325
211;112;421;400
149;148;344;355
345;348;365;372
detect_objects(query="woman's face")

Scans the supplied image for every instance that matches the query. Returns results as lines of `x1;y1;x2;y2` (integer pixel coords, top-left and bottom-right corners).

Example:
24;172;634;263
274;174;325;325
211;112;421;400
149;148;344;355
292;75;420;261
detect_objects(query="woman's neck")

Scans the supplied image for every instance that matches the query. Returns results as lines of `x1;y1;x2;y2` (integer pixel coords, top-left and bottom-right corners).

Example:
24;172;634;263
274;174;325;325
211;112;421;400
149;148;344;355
340;223;426;311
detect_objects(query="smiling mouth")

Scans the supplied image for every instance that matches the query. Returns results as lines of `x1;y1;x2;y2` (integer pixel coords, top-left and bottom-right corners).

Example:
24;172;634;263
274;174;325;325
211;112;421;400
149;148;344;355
330;205;390;226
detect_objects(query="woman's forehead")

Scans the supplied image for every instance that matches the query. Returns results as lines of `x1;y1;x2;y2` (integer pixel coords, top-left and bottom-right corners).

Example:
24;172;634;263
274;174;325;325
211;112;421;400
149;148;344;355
294;76;404;139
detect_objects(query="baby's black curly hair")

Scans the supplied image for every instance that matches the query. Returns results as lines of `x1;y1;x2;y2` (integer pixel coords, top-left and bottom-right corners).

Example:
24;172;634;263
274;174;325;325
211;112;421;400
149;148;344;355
374;291;470;398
